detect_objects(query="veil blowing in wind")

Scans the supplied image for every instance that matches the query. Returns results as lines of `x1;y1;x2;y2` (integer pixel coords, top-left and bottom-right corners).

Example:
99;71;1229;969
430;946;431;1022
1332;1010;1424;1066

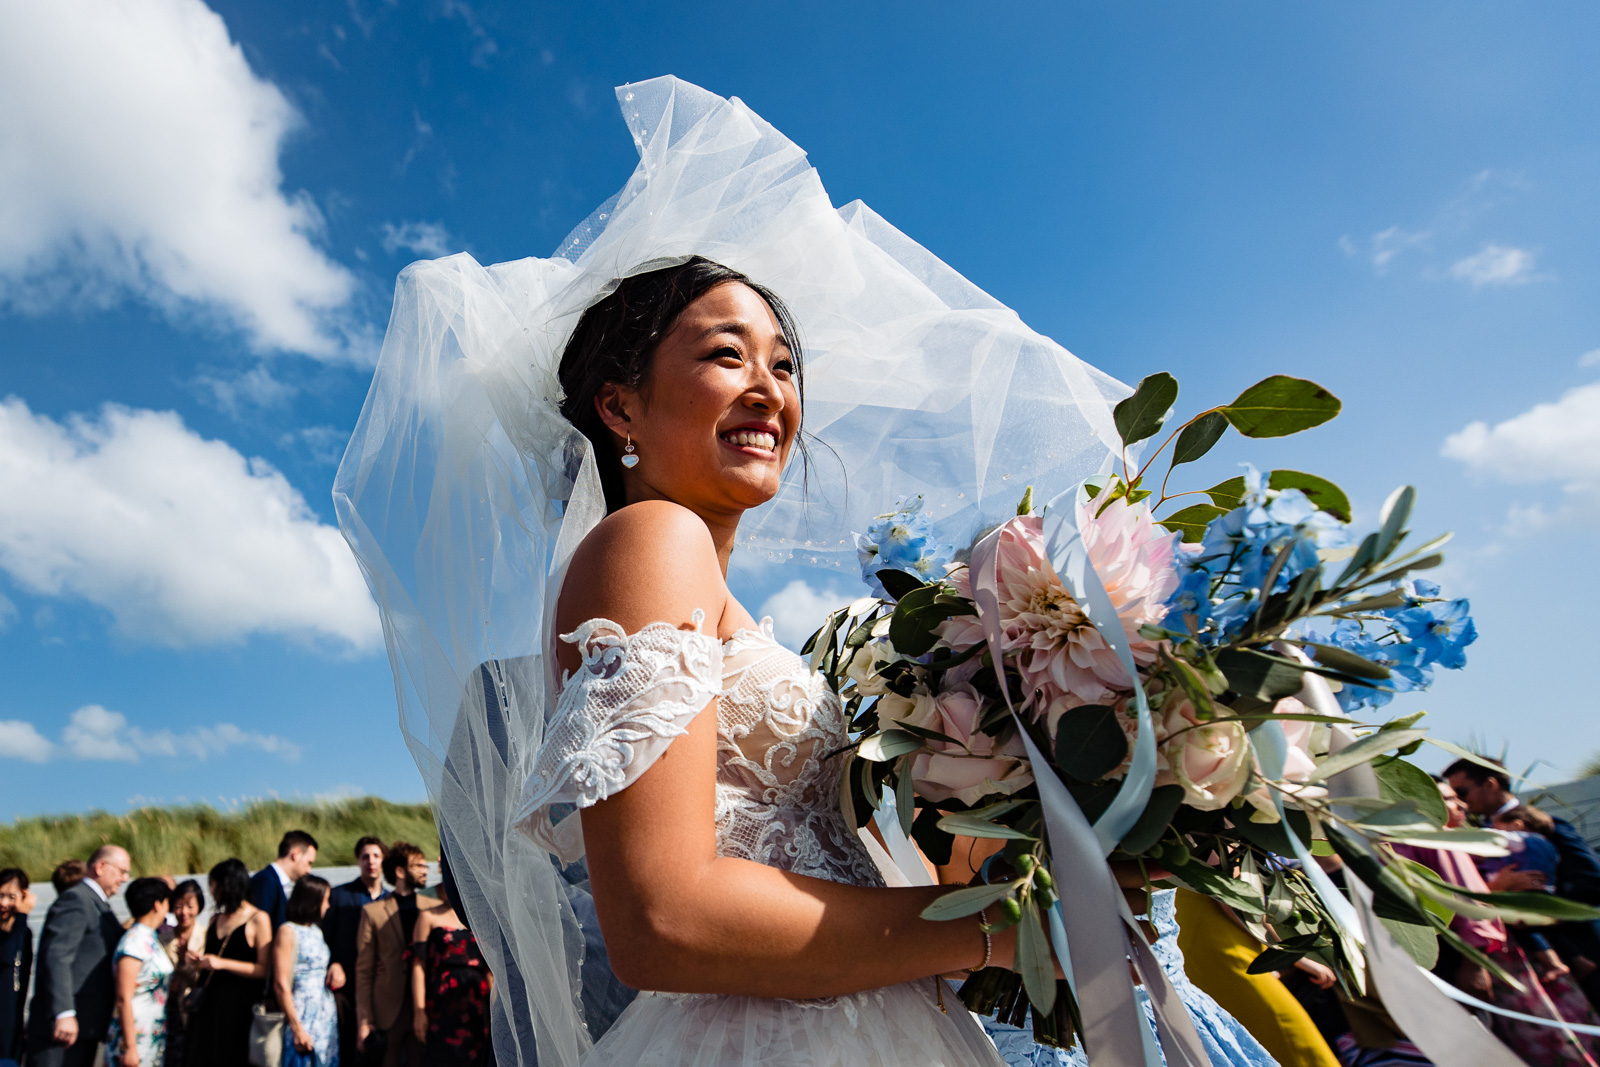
335;76;1132;1065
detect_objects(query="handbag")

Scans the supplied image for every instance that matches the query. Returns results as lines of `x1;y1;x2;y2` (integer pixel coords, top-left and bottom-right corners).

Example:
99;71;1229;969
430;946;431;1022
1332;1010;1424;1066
248;1000;286;1067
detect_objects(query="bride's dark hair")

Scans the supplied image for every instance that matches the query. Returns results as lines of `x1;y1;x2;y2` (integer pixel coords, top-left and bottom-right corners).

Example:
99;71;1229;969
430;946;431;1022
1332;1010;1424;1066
558;256;807;513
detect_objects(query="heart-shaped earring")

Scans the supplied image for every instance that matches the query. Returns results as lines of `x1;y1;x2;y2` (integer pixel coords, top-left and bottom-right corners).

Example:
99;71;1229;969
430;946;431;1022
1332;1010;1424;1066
621;435;640;469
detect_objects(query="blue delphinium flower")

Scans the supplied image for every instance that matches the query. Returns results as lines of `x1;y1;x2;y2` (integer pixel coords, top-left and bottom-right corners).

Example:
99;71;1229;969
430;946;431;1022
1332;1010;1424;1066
1307;583;1477;711
1161;465;1351;644
855;496;953;599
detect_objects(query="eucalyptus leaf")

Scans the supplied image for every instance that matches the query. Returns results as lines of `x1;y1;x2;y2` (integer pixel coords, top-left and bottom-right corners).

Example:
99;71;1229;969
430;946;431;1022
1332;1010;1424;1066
875;568;926;602
1206;476;1247;511
920;880;1020;921
896;753;915;836
1221;375;1342;438
1308;728;1428;783
1158;503;1226;543
858;730;924;763
1118;784;1186;855
1054;704;1129;781
1164;860;1267;916
1215;648;1309;702
1376;485;1415;560
1378;917;1440;969
1374;756;1449;827
1113;372;1180;447
1267;470;1353;522
1015;896;1059;1014
937;813;1039;840
1171;411;1229;466
1302;641;1393;680
1383;829;1510;857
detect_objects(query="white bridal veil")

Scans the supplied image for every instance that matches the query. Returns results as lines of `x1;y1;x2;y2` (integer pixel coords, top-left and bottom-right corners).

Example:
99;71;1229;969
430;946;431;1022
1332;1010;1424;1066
334;76;1129;1065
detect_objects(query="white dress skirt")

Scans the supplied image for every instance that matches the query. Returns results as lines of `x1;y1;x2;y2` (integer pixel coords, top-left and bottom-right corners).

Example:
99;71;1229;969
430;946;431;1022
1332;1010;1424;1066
520;616;1006;1066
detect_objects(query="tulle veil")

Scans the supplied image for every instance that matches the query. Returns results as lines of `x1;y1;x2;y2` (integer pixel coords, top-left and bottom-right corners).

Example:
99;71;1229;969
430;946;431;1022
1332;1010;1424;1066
334;75;1130;1065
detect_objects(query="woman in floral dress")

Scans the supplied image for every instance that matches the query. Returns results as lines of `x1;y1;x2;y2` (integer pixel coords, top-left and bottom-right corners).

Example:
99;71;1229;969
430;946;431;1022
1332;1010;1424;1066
410;867;493;1065
274;875;339;1067
108;878;174;1067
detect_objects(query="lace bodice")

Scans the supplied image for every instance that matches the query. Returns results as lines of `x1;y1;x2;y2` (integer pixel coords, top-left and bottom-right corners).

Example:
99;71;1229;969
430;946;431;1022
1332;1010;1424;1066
520;614;882;888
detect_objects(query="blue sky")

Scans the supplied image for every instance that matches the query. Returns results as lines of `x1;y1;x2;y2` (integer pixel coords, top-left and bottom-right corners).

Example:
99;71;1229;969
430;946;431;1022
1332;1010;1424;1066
1;1;1597;817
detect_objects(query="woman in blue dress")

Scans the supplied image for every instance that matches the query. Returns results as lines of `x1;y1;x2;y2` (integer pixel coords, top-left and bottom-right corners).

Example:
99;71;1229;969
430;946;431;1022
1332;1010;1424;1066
981;889;1279;1067
273;874;339;1067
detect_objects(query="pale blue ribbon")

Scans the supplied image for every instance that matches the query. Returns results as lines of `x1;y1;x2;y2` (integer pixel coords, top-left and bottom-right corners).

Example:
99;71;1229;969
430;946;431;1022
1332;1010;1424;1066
968;491;1207;1067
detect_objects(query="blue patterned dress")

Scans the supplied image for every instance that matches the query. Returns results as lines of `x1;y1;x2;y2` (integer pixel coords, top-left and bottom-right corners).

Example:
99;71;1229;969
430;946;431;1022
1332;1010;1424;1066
982;889;1278;1067
107;923;172;1067
283;923;338;1067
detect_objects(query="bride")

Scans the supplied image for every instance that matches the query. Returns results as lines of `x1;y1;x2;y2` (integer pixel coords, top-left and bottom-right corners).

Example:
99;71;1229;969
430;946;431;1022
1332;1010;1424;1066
529;255;1010;1063
337;77;1138;1065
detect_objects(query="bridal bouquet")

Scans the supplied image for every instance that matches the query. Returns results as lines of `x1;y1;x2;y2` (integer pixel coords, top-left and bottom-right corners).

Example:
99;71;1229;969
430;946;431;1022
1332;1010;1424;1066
809;373;1597;1047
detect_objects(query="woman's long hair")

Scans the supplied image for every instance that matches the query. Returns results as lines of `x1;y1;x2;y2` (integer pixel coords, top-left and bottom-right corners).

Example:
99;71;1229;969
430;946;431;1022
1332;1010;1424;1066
557;257;807;514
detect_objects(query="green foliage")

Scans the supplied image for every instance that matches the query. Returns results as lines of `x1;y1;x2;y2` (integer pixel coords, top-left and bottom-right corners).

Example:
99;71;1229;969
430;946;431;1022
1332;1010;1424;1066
1157;503;1226;543
0;796;439;882
1052;704;1128;781
1113;372;1179;447
1170;411;1229;467
1221;375;1342;438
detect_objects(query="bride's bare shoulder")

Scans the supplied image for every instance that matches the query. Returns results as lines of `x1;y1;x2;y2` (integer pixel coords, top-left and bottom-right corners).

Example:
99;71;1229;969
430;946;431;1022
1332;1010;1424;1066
558;501;724;634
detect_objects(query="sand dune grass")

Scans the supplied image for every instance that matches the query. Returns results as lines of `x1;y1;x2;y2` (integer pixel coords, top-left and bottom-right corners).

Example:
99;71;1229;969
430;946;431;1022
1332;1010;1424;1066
0;796;437;881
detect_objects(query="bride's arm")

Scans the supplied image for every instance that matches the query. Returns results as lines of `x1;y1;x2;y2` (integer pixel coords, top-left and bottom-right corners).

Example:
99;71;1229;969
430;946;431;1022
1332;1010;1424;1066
566;502;1017;998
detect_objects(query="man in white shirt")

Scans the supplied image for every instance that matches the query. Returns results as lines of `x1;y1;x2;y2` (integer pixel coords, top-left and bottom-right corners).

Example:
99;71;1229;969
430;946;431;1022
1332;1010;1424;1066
26;845;130;1067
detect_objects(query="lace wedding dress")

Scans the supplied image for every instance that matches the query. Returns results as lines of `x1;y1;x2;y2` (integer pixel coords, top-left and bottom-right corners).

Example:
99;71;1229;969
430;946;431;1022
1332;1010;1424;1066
521;613;1006;1066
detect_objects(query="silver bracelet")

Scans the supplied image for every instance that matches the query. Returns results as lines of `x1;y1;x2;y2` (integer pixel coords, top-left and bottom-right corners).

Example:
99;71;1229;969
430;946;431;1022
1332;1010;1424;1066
968;907;992;973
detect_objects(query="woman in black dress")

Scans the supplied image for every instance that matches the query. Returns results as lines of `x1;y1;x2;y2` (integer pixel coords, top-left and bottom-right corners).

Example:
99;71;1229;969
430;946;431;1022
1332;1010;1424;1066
187;858;272;1067
0;868;33;1066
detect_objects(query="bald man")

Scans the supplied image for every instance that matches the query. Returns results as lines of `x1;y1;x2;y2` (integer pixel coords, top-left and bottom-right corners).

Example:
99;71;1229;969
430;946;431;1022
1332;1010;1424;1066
26;844;130;1067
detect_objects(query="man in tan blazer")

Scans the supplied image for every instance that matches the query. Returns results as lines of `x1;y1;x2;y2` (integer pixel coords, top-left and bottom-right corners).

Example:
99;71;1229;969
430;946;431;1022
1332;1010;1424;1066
355;842;439;1066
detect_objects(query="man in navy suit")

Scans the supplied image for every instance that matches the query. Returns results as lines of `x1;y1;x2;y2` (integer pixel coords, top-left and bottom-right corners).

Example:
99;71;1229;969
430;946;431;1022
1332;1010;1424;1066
25;845;130;1067
1447;758;1600;1008
249;829;319;931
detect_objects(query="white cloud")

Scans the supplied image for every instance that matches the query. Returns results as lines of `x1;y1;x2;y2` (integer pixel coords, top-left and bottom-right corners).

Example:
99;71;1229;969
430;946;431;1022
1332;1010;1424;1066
1368;225;1431;273
194;364;298;417
0;397;380;648
1442;383;1600;503
0;720;54;763
0;0;357;356
1578;349;1600;369
1;704;300;763
758;579;857;651
1449;244;1537;288
0;593;15;632
380;221;455;259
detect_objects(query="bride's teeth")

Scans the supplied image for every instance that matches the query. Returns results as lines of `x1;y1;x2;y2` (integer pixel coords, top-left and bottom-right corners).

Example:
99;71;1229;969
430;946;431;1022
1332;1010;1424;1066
725;431;776;450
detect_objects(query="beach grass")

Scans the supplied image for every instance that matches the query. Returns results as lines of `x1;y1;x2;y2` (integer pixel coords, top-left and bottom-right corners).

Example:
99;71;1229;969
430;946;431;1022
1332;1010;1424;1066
0;796;438;881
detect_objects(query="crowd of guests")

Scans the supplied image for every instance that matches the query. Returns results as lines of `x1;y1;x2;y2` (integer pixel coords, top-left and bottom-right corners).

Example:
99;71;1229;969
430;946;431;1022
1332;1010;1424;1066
0;833;494;1067
1228;758;1600;1067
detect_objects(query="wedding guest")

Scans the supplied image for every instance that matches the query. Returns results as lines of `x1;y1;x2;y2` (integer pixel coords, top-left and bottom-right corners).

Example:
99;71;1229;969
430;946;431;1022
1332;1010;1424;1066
187;858;271;1067
250;831;320;932
27;844;130;1067
161;880;207;1067
0;868;34;1066
275;875;339;1067
50;862;86;896
409;861;492;1066
325;837;389;1063
1174;888;1341;1067
1444;758;1600;903
356;843;438;1067
1395;779;1600;1066
107;879;173;1067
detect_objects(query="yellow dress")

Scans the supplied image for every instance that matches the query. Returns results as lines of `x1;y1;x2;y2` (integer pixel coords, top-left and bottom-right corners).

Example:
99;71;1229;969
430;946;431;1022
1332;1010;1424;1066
1174;889;1341;1067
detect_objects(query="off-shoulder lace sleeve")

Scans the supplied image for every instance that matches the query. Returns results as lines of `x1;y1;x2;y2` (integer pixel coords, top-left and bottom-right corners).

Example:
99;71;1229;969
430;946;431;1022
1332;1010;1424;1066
516;612;722;860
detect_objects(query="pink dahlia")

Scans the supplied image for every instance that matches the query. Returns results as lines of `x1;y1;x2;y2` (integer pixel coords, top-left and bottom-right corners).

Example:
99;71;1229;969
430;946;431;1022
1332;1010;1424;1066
940;498;1179;710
